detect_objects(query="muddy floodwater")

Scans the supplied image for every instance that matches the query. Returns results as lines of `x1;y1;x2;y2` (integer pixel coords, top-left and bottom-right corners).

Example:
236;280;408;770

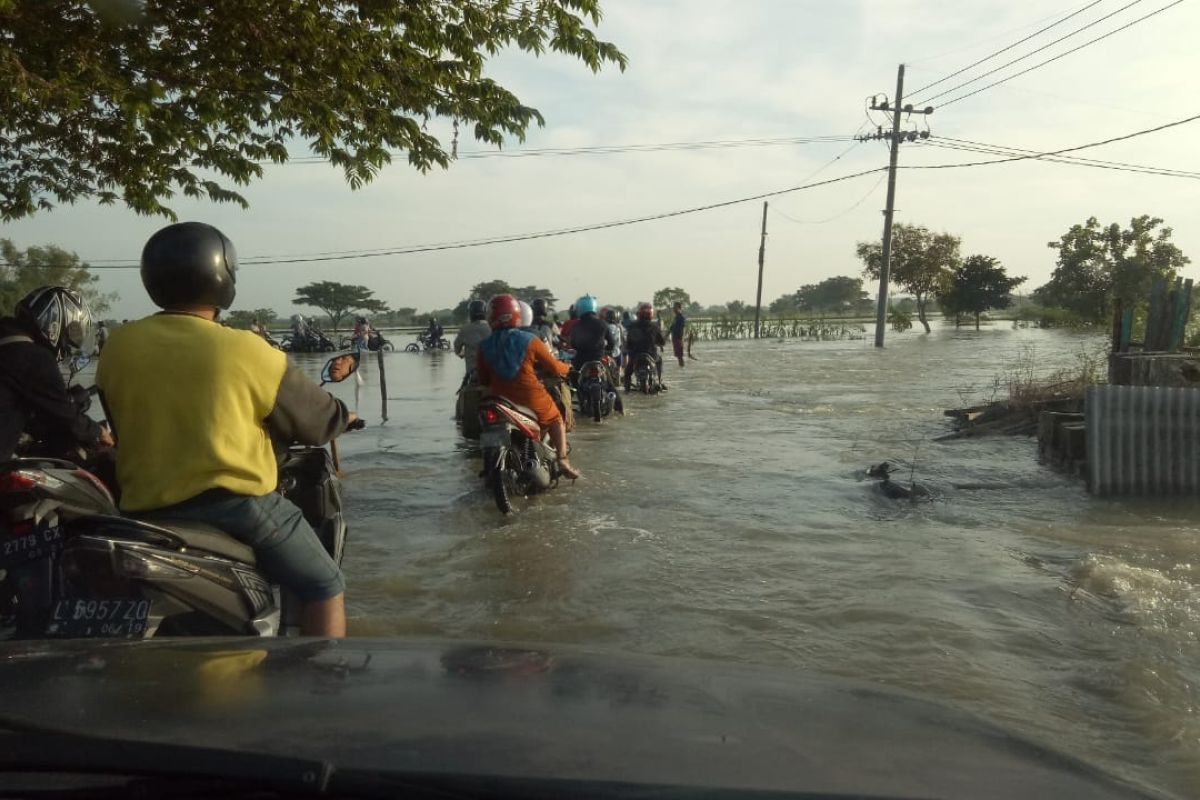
281;326;1194;797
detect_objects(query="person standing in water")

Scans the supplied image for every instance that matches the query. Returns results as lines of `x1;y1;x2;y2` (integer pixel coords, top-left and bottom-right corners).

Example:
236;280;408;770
669;301;687;367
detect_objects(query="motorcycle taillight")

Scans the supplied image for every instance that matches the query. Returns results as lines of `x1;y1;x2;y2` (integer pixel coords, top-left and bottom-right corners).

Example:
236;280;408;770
481;406;501;424
0;471;41;493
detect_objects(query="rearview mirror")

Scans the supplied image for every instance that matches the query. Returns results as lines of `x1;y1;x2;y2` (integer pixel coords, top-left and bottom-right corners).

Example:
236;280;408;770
321;352;360;385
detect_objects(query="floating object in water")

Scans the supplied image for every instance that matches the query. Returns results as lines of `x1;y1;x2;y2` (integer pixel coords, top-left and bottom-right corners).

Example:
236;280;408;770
866;462;931;501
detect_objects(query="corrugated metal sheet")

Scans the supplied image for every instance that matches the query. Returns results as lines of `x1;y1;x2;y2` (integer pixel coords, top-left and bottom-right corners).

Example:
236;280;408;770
1087;385;1200;496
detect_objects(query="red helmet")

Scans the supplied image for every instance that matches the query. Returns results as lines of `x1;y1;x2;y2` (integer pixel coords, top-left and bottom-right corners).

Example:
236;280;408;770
488;294;521;329
636;302;653;320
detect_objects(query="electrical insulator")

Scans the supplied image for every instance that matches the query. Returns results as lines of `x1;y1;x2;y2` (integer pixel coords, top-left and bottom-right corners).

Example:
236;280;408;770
903;104;913;113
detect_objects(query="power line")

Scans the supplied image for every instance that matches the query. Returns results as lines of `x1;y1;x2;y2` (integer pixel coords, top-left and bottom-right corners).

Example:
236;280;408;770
21;115;1198;271
277;134;857;165
912;0;1153;106
934;1;1185;109
929;136;1200;178
903;112;1200;171
906;0;1105;97
67;167;889;269
771;173;887;225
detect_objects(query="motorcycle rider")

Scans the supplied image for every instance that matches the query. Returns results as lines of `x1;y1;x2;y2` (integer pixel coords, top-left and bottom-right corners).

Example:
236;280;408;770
352;316;370;350
95;320;109;353
425;316;444;347
96;222;355;637
453;299;492;381
603;308;625;370
568;296;613;371
476;294;580;479
290;314;312;349
623;302;668;391
0;286;114;462
558;305;580;343
569;295;623;415
531;298;558;348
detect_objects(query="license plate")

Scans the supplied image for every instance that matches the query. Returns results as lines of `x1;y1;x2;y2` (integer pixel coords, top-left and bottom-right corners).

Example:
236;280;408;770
46;598;151;638
480;429;509;448
0;522;64;569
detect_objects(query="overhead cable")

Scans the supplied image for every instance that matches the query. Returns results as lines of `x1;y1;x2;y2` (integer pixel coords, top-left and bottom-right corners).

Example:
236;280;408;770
913;0;1155;106
934;1;1185;109
277;134;857;165
906;0;1106;98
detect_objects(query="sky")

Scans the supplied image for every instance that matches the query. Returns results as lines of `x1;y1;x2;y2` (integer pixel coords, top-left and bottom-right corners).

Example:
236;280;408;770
3;0;1198;319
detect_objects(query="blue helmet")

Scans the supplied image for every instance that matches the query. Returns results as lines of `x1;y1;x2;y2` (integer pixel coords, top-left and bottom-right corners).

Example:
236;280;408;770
576;295;599;315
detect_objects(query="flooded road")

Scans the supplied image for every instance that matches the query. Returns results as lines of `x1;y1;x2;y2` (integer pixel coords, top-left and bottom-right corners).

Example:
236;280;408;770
299;325;1197;798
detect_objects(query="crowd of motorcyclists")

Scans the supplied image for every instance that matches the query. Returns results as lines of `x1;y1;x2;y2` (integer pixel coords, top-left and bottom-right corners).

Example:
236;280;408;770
0;217;690;641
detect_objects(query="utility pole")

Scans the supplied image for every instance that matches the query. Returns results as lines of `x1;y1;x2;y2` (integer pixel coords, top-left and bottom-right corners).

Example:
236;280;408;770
753;201;768;339
860;64;933;348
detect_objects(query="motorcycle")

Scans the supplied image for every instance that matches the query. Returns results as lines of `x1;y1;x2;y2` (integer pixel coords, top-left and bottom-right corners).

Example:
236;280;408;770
282;328;337;353
405;331;450;353
631;352;664;394
0;354;361;640
478;395;564;514
340;331;394;353
575;357;620;423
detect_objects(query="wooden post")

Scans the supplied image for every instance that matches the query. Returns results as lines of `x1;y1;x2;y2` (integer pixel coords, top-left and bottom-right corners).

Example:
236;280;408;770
377;346;388;422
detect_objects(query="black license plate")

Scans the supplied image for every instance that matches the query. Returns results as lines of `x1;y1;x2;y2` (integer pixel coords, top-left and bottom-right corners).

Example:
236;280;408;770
0;522;63;569
46;598;151;638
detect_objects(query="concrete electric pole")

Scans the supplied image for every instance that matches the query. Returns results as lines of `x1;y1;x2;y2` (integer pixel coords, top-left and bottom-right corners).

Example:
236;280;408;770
753;201;768;340
860;64;933;348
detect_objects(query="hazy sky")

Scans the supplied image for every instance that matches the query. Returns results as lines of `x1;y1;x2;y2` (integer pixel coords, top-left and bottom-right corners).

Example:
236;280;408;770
4;0;1198;319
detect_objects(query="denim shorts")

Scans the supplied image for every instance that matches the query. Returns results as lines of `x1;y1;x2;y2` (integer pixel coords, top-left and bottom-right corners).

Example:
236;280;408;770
141;490;345;602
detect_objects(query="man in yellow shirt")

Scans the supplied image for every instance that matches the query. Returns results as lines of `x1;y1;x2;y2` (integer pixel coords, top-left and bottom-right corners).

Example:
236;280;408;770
97;222;355;637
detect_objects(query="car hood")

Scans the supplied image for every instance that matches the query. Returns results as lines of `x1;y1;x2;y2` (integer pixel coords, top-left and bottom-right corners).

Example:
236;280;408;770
0;637;1154;799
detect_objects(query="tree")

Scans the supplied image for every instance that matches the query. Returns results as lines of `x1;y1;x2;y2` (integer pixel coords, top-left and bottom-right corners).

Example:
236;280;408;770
727;300;747;317
0;1;626;221
653;287;692;313
795;276;870;314
226;308;279;329
1034;215;1189;323
0;239;117;315
857;224;959;333
293;281;387;331
452;280;556;321
938;255;1026;330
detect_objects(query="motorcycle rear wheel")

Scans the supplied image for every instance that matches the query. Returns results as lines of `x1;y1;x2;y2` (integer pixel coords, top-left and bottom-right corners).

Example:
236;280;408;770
590;384;602;422
485;448;514;514
405;342;421;353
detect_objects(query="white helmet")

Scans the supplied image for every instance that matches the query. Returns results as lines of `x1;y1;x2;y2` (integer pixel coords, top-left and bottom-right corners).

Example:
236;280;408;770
518;300;533;328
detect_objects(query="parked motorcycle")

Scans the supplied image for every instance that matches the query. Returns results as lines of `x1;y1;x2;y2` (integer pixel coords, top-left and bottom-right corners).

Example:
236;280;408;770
478;395;564;514
632;352;663;394
0;355;361;640
575;358;620;423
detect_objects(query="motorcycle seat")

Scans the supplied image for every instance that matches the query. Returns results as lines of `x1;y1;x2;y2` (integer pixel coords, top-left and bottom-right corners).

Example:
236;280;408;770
495;396;539;422
164;522;258;564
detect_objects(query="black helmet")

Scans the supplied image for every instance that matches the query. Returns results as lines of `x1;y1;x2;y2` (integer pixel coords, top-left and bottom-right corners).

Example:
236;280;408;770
357;316;368;325
140;222;237;310
604;309;617;323
15;286;94;361
467;299;487;321
531;298;549;318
